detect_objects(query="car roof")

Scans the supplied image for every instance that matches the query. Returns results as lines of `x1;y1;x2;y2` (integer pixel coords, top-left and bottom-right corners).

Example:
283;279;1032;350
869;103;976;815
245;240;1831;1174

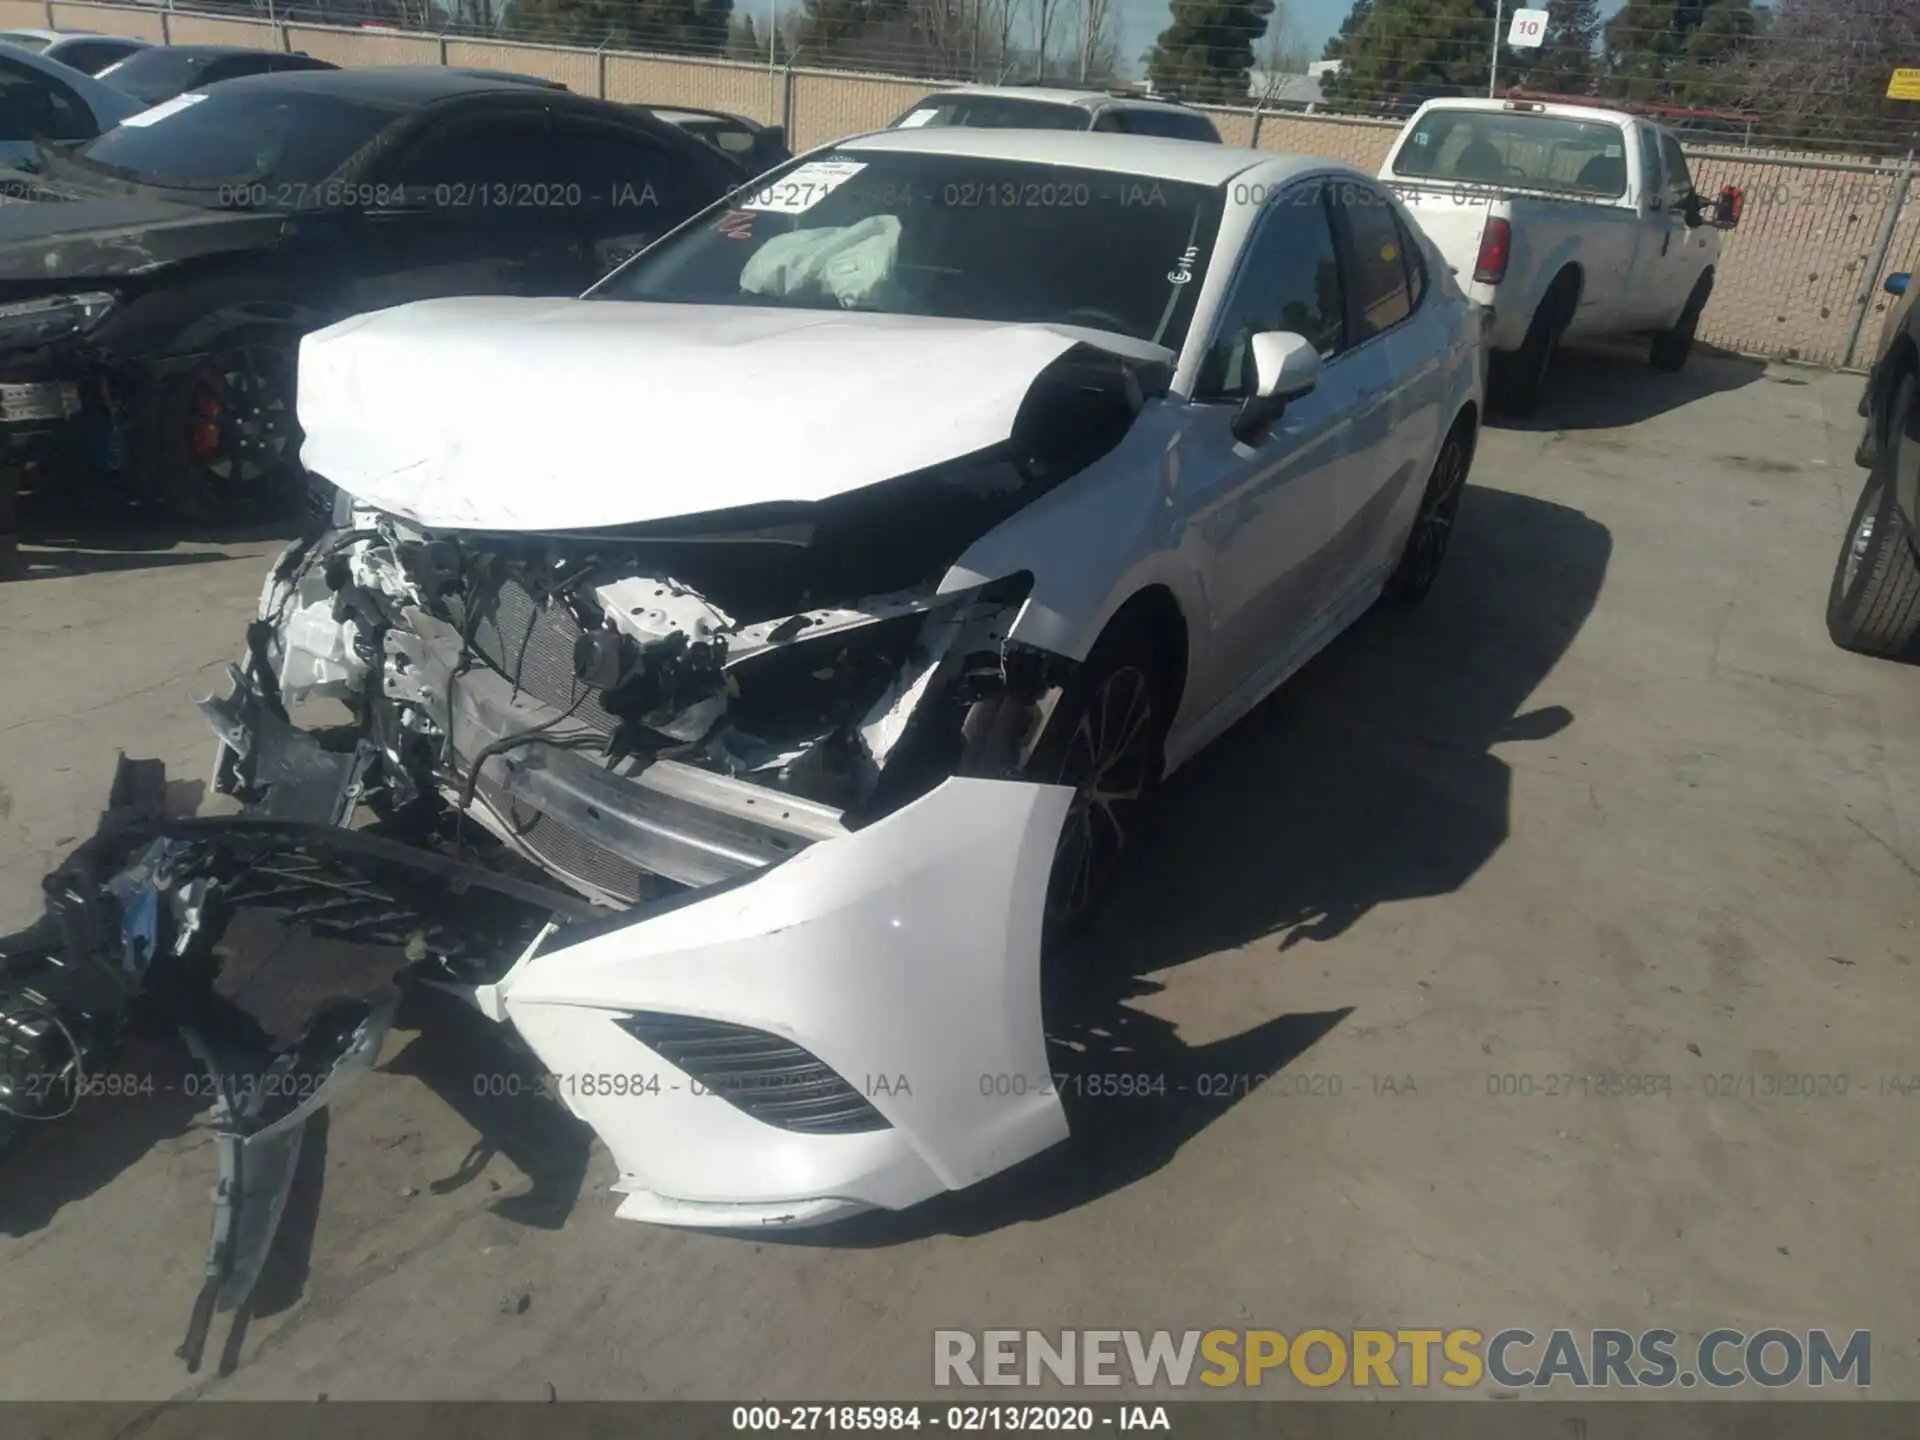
117;43;294;59
197;64;575;105
914;84;1203;116
836;127;1346;186
1413;96;1639;127
0;28;68;41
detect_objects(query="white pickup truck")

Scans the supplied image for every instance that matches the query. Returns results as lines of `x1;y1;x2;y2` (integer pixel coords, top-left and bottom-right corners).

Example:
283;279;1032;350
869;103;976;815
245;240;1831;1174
1379;97;1743;413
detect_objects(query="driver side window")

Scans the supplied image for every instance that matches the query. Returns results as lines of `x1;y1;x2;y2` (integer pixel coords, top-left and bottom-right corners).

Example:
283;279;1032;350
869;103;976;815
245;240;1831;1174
1196;182;1345;401
1637;126;1665;205
1659;132;1695;203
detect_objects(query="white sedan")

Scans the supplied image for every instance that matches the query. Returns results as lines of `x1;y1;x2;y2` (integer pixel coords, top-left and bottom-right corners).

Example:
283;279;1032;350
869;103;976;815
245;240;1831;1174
213;128;1485;1229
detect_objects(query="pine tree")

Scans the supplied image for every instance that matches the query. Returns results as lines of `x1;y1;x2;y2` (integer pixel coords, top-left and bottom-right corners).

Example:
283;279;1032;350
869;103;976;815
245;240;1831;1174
1322;0;1372;60
793;0;913;67
504;0;733;52
1320;0;1500;108
1601;0;1756;107
1144;0;1278;105
1512;0;1600;95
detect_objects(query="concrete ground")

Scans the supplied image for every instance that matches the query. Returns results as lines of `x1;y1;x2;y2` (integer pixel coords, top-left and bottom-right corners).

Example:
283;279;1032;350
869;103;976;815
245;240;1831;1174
0;349;1916;1402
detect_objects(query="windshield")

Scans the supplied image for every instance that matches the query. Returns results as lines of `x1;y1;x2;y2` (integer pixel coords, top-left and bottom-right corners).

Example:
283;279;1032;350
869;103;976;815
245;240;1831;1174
892;95;1090;130
1392;109;1630;198
0;33;53;53
72;89;398;195
93;48;234;105
591;150;1222;349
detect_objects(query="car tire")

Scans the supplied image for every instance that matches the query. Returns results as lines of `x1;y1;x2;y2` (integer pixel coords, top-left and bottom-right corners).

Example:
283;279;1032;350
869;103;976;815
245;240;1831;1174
1494;284;1570;416
1386;416;1473;604
1828;377;1920;657
1024;617;1173;958
1650;272;1713;374
146;326;305;526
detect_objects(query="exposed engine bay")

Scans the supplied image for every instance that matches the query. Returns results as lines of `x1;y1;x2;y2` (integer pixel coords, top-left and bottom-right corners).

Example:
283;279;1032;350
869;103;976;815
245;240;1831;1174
227;345;1153;906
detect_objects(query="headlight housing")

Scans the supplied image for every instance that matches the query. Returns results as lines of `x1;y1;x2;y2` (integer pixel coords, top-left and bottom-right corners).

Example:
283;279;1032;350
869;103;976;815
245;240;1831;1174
0;291;117;348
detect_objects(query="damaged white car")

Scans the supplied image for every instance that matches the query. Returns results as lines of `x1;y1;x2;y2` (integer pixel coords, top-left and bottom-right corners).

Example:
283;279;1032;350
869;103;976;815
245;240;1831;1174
204;130;1485;1230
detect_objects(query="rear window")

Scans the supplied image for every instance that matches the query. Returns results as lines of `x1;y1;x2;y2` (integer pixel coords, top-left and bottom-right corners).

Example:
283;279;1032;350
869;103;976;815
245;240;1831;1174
1106;107;1220;142
891;94;1089;131
73;89;398;193
1392;109;1629;199
91;47;229;104
1107;108;1220;142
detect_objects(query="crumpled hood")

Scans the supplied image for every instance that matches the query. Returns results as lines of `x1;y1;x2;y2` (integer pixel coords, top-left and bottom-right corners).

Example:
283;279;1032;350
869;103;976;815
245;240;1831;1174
296;297;1118;532
0;179;285;281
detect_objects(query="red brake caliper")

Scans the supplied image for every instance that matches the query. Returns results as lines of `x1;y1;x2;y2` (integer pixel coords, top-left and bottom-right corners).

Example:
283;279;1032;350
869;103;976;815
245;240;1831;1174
187;380;222;461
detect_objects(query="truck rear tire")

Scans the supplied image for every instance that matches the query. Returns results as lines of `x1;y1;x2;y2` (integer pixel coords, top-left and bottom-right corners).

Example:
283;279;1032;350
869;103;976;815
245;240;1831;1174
1828;376;1920;656
1651;273;1712;374
1494;288;1569;417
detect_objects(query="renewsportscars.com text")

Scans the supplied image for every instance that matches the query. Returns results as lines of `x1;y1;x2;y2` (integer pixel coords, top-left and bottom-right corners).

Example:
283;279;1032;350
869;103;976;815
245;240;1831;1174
933;1328;1871;1390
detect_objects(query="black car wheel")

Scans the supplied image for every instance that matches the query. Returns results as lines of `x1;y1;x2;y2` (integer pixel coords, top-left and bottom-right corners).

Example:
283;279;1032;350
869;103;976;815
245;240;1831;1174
1494;286;1570;417
1828;374;1920;657
1028;620;1172;956
1651;272;1713;374
1386;419;1472;603
154;332;303;524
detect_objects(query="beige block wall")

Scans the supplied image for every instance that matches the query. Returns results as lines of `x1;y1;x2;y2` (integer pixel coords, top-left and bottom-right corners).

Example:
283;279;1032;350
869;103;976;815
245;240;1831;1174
285;24;437;65
25;0;1920;368
165;12;274;45
446;38;596;93
48;1;163;40
605;53;780;125
788;69;927;149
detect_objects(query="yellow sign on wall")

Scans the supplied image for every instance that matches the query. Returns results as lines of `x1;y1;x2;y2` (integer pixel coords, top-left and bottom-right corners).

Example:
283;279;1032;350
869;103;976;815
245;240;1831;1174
1888;68;1920;100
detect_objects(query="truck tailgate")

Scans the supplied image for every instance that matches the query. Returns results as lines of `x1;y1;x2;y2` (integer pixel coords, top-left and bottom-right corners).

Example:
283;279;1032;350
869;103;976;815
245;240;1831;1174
1386;182;1497;286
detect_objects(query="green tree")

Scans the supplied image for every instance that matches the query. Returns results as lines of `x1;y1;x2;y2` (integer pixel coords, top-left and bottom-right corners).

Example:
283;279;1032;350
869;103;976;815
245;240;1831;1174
1731;0;1920;150
504;0;733;51
1601;0;1756;107
1511;0;1600;94
1321;0;1370;60
1144;0;1277;104
1319;0;1499;109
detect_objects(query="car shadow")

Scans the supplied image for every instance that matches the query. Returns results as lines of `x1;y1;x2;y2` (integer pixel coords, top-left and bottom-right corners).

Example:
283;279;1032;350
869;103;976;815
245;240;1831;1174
1496;342;1766;431
379;988;595;1231
776;483;1613;1244
12;515;302;580
0;1035;205;1240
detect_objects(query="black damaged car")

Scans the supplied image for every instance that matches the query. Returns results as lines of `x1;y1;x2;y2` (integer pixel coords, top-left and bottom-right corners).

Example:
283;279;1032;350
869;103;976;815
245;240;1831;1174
0;66;744;521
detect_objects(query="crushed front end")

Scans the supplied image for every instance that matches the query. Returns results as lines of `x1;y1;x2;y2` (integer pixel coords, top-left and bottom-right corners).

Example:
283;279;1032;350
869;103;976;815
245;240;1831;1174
206;459;1093;1227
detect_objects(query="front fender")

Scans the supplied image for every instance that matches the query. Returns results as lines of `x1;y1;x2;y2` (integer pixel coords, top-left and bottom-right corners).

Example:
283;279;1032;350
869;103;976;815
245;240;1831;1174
938;403;1207;663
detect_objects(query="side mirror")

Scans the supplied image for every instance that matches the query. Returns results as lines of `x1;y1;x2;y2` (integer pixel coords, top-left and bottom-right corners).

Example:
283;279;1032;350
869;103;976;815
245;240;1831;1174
1682;192;1705;227
1231;331;1319;445
1887;272;1910;297
1712;184;1743;229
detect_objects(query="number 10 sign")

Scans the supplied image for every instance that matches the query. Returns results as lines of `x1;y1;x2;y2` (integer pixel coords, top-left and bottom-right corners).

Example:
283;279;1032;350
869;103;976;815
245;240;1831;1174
1508;7;1549;46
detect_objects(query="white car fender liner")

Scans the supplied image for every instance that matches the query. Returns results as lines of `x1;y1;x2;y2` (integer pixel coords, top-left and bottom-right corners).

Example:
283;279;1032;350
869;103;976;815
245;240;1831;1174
500;776;1074;1197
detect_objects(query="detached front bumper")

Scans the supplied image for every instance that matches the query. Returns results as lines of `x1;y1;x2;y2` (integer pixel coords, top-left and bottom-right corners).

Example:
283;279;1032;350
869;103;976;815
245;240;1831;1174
496;776;1073;1228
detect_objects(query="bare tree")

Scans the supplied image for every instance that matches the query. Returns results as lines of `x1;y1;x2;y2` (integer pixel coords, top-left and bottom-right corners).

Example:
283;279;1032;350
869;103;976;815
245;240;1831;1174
1256;0;1307;82
1031;0;1060;79
1073;0;1116;82
991;0;1027;78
